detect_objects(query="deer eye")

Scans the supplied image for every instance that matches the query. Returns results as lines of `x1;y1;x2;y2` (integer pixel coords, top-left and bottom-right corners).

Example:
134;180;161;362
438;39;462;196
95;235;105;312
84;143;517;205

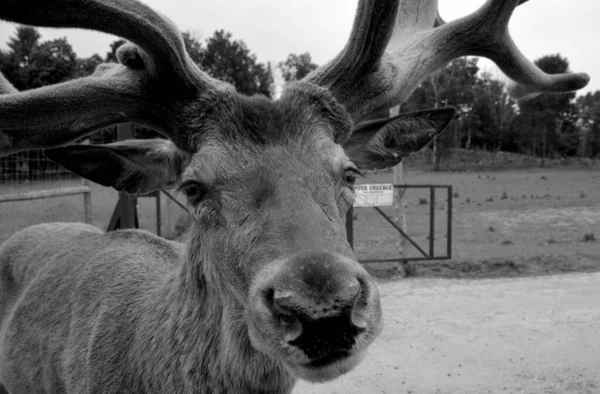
344;168;359;186
179;181;206;204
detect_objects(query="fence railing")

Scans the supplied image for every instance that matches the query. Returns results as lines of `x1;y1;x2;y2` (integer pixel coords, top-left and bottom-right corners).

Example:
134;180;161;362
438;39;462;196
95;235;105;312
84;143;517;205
347;184;453;264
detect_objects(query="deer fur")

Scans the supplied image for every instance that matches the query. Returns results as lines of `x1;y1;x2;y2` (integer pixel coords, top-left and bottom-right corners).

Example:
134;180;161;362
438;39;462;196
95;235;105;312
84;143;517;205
0;0;588;393
0;81;456;393
0;223;292;393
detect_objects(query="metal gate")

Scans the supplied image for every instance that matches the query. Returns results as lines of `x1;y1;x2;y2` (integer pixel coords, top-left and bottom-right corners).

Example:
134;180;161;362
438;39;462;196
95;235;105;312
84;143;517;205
346;184;453;263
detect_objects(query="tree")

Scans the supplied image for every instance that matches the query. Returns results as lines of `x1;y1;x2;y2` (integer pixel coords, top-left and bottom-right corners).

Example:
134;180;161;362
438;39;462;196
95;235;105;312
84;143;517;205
74;54;103;78
28;38;77;88
465;72;517;152
106;39;126;62
575;91;600;158
512;54;577;163
182;31;204;65
403;57;479;169
0;26;41;90
6;26;40;67
200;30;272;97
278;52;318;82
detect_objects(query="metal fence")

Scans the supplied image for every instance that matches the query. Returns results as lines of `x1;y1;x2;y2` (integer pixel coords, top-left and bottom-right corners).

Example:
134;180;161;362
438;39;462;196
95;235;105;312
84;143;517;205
347;184;453;264
0;124;189;244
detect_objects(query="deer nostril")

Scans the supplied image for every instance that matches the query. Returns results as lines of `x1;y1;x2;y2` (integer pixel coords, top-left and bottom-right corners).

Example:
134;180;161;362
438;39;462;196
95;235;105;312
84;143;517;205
342;279;361;303
272;290;296;315
351;306;369;329
283;317;303;343
350;276;369;329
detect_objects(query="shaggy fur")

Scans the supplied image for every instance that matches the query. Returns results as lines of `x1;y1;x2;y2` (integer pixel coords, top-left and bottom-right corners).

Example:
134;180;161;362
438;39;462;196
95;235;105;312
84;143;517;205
0;1;459;393
0;224;292;393
0;86;454;392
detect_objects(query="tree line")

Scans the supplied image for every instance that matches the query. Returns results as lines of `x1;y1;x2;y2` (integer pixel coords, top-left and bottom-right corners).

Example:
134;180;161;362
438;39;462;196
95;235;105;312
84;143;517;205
1;26;599;177
400;55;600;168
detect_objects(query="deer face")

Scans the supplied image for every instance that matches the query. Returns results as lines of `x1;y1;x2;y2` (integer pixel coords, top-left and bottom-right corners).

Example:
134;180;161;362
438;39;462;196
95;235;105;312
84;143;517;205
181;86;381;382
43;83;454;382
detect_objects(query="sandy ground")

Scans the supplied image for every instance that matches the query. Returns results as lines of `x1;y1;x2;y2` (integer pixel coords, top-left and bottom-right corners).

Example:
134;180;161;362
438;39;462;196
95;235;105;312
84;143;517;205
297;273;600;394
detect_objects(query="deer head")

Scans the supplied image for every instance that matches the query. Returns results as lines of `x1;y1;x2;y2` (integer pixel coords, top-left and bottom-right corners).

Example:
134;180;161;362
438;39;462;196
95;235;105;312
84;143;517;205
0;0;588;385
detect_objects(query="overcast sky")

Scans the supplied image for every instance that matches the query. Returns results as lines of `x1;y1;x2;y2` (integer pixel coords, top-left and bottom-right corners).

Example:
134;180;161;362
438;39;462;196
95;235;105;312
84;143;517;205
0;0;597;95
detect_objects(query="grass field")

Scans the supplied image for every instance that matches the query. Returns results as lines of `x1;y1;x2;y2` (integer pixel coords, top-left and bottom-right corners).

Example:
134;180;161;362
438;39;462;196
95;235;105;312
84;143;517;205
1;167;599;279
354;167;600;278
0;179;187;243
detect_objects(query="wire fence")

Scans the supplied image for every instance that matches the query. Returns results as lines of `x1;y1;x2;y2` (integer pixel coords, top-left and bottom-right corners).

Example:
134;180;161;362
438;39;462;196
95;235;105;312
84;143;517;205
0;125;189;244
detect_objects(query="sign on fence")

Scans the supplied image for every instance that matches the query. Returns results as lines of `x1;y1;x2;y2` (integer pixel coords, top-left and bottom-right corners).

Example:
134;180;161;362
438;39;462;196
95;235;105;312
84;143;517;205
353;183;394;207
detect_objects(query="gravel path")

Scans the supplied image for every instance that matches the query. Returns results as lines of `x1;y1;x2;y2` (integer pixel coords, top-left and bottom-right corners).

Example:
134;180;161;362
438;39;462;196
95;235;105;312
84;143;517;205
297;273;600;394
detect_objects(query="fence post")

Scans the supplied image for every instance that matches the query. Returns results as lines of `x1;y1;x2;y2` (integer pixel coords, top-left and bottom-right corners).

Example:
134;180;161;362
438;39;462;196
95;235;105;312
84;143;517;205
155;190;162;236
390;105;409;274
81;139;93;224
106;123;139;232
345;207;354;249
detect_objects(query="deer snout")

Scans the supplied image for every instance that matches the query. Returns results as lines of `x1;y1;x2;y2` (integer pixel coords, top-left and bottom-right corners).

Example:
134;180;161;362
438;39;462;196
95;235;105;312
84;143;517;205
251;251;381;365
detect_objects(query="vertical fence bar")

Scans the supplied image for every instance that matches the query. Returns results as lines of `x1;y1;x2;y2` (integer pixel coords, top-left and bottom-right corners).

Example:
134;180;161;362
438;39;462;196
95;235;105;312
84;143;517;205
107;123;138;231
83;180;92;224
346;207;354;250
81;139;93;224
429;187;435;258
155;190;162;237
447;186;452;259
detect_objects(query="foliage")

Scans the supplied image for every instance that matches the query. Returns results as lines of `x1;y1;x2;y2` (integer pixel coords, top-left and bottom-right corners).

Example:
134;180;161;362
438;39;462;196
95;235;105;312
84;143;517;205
74;53;103;78
0;26;41;90
511;54;578;162
27;38;77;88
575;91;600;158
0;25;103;90
278;52;318;82
402;57;480;169
181;31;204;65
400;52;600;166
198;30;272;97
1;25;598;162
105;39;126;63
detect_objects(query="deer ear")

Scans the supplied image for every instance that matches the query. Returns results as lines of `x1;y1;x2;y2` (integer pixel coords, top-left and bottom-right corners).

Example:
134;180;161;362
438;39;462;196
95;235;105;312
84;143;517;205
43;139;189;195
343;108;456;170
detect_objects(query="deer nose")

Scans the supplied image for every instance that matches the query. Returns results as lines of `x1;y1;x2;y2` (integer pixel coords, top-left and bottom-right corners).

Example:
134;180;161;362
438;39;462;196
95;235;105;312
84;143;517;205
271;279;361;321
264;276;370;360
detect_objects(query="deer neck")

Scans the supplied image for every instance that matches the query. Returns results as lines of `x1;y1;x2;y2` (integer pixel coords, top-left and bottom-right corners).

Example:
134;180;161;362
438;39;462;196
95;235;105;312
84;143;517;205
132;237;296;393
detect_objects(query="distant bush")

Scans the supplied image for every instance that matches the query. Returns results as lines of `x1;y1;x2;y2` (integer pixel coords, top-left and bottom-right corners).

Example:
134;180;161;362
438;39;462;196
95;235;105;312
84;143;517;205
582;233;596;242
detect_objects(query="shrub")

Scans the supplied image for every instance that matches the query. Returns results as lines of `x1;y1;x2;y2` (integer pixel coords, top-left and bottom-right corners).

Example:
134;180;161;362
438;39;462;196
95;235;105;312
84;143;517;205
582;233;596;242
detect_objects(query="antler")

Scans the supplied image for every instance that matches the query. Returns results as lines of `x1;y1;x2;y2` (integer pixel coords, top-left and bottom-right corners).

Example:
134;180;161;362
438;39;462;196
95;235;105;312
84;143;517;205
304;0;590;122
0;0;228;156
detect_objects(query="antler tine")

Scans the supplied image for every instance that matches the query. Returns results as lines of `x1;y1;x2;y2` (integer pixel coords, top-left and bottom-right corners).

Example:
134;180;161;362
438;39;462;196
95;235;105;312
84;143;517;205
0;66;176;154
433;0;589;101
0;0;232;156
305;0;589;123
1;0;212;92
303;0;399;118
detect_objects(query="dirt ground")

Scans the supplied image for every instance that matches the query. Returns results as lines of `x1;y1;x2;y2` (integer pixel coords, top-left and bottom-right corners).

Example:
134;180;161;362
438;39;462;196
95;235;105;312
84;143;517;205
297;272;600;394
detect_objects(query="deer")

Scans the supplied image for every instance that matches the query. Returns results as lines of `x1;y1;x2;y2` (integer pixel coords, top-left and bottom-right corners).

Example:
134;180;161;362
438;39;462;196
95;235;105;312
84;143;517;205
0;0;588;393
